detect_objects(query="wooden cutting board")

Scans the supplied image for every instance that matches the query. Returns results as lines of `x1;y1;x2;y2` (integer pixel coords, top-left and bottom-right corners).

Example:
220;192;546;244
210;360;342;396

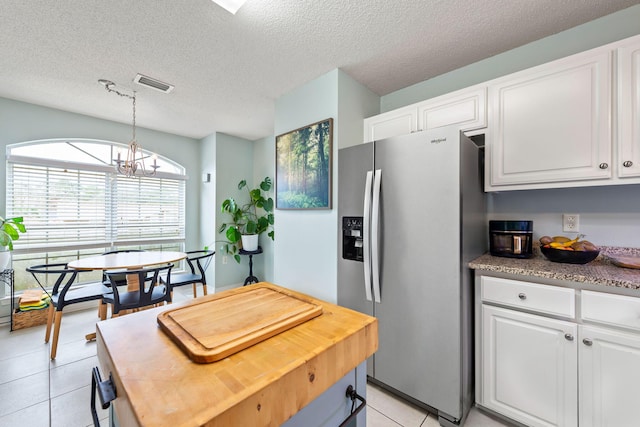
157;286;323;363
610;256;640;269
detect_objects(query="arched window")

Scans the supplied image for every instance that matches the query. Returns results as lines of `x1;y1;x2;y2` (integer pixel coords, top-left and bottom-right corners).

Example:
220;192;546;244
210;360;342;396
6;139;187;291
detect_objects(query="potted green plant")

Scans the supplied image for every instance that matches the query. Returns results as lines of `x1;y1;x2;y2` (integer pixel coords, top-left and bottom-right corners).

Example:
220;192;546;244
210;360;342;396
0;216;27;270
218;177;274;263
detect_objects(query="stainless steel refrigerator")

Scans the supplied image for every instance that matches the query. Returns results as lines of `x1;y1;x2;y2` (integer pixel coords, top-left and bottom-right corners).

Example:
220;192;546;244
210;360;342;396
337;126;486;426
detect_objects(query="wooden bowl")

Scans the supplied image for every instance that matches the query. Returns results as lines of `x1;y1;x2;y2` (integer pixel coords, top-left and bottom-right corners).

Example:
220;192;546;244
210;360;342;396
540;245;600;264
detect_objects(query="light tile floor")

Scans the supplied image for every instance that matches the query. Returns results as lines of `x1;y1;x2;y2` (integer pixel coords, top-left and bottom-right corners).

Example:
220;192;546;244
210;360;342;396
366;382;515;426
0;288;514;427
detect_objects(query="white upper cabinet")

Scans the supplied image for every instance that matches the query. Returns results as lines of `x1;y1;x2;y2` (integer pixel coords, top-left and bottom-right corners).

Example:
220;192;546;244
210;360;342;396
617;35;640;178
486;48;613;191
363;85;486;142
363;104;418;143
417;85;486;133
485;34;640;191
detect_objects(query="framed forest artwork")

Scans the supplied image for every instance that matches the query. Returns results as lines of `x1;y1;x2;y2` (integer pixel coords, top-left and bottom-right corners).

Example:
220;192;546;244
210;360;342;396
276;118;333;209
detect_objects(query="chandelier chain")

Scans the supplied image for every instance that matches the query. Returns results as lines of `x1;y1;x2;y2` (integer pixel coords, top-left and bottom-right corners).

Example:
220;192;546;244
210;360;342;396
102;81;137;142
99;79;157;177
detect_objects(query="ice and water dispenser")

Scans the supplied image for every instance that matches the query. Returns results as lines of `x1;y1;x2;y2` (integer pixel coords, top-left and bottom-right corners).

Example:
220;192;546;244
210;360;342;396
342;216;363;261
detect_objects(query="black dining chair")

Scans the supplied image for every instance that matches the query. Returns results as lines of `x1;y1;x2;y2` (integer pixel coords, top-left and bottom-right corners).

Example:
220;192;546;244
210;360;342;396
102;264;173;317
101;249;146;286
26;263;110;360
165;250;214;300
99;249;148;317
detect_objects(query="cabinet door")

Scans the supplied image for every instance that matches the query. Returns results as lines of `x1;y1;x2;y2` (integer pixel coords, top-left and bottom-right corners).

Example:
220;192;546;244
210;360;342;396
487;49;612;190
481;305;577;427
363;105;417;142
417;86;486;132
579;325;640;427
617;35;640;178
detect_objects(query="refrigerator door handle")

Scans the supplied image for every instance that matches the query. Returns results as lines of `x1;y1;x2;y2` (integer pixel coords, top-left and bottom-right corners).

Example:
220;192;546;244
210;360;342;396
371;169;382;303
362;170;374;302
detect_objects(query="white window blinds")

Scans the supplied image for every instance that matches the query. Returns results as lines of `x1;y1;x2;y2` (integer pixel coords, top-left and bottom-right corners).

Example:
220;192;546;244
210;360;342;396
6;140;186;253
7;164;109;250
112;174;185;245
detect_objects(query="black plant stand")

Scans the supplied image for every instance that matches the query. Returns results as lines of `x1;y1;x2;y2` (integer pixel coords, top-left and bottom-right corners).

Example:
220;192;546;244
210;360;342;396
240;246;262;286
2;269;15;331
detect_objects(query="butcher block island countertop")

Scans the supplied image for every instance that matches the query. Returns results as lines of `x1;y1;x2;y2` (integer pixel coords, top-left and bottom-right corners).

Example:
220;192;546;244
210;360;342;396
96;282;378;427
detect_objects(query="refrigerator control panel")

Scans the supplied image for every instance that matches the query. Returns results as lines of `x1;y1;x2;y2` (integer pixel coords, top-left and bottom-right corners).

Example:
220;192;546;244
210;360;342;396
342;216;363;262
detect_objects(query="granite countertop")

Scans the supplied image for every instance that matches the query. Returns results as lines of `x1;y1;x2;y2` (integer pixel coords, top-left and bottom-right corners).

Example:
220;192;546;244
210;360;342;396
469;247;640;290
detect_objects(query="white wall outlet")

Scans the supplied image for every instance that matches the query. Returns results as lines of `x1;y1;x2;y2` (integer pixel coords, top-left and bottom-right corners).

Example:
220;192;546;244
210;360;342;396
563;214;580;232
222;256;228;265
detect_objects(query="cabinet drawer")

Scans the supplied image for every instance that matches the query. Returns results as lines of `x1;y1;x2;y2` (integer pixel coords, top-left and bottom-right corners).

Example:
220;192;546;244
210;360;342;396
481;276;575;318
582;290;640;331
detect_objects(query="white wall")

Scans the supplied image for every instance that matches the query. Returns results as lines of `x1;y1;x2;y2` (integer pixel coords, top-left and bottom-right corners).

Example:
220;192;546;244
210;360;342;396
0;97;201;246
213;133;255;287
379;5;640;249
273;70;339;302
337;72;380;150
382;5;640;113
252;135;275;283
200;132;217;285
272;69;378;302
488;186;640;248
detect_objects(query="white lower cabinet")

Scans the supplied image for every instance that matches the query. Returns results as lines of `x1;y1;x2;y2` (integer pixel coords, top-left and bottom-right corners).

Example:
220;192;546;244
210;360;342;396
477;275;640;427
481;305;578;427
579;325;640;427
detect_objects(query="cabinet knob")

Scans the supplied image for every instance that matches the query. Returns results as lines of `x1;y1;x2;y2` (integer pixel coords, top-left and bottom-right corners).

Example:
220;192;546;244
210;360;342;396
623;160;633;168
599;163;609;170
583;338;593;346
518;293;526;300
564;333;574;341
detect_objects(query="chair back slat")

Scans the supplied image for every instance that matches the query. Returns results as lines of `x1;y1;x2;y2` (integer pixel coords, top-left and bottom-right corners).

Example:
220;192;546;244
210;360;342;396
186;250;215;279
102;249;147;287
104;264;173;315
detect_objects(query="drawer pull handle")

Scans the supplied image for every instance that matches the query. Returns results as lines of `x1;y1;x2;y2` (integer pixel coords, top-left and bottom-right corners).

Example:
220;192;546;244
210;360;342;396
518;293;527;300
583;338;593;346
564;333;574;341
623;160;633;167
599;163;609;169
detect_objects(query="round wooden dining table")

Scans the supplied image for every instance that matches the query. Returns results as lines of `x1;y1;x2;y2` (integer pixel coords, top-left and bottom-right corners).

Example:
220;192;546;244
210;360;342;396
69;251;187;341
68;251;187;271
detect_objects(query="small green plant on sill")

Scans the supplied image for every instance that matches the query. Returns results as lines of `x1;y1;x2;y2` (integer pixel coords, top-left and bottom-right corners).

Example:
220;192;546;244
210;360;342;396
0;216;26;251
218;177;274;263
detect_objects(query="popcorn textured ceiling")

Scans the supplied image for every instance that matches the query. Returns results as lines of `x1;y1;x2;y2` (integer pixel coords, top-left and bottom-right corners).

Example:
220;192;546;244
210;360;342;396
0;0;636;140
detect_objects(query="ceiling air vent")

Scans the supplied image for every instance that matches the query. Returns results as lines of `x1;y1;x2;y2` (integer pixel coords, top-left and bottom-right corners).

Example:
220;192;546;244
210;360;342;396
134;74;174;93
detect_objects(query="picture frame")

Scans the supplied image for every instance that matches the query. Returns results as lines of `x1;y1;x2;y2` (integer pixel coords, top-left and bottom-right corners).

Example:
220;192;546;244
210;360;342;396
275;118;333;210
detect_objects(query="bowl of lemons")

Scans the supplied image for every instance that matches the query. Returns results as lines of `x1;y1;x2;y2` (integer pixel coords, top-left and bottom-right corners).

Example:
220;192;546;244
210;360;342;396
539;235;600;264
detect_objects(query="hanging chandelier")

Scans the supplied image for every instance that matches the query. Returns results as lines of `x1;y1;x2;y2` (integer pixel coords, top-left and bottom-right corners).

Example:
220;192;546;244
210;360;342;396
99;79;159;177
